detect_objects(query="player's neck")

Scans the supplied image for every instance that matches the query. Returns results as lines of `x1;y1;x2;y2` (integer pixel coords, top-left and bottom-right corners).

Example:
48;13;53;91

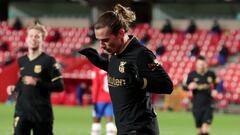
196;69;207;75
28;49;42;61
117;35;131;54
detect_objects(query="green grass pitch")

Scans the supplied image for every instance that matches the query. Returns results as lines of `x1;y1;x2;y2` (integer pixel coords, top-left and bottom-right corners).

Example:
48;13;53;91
0;103;239;135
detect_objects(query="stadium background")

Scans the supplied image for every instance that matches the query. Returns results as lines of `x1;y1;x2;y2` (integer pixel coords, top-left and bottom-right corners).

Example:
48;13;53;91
0;0;240;135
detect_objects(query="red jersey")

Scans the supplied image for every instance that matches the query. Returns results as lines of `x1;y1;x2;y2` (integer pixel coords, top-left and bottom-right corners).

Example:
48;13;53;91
91;67;111;103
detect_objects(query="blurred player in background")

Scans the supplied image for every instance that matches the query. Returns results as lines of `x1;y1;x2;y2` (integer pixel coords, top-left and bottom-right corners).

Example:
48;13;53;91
79;4;173;135
6;22;64;135
91;52;116;135
184;56;217;135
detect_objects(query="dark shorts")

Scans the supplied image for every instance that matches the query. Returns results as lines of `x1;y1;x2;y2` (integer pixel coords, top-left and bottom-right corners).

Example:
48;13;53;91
13;116;53;135
117;118;159;135
192;107;213;128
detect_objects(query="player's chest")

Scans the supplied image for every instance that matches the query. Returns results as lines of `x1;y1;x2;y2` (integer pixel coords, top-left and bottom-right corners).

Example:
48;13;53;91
20;61;48;77
193;74;213;84
108;55;136;77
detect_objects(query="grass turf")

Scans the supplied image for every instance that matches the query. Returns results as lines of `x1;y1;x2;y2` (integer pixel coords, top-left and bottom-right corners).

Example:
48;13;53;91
0;103;239;135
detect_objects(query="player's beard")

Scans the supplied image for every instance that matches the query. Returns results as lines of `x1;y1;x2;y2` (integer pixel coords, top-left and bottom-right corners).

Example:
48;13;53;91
30;42;41;52
31;46;39;52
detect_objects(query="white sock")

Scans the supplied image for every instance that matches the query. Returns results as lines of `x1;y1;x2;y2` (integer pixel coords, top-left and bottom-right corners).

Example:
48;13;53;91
91;123;101;135
106;122;117;135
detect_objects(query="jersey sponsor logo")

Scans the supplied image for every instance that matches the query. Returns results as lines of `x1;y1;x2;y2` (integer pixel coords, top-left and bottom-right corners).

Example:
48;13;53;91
193;78;199;82
119;61;126;73
103;75;109;92
108;76;126;87
196;84;210;90
34;65;42;73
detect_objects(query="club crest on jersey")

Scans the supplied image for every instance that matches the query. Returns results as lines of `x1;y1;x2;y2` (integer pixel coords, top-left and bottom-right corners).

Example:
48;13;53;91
119;61;126;73
207;77;213;83
34;65;42;73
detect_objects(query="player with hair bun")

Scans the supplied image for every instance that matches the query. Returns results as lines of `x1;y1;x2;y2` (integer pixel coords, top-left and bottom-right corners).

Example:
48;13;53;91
79;4;173;135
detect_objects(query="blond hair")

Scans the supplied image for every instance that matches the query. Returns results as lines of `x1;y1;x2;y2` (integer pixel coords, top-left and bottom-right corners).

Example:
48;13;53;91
27;22;48;38
95;4;136;35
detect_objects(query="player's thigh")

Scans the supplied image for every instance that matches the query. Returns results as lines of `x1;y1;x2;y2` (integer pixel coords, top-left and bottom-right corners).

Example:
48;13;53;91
104;103;114;117
13;116;31;135
192;110;203;128
202;107;214;124
93;103;105;118
32;121;53;135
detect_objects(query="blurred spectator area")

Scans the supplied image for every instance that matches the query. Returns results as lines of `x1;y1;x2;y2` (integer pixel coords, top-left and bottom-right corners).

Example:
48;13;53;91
1;21;240;105
2;0;240;105
0;0;239;109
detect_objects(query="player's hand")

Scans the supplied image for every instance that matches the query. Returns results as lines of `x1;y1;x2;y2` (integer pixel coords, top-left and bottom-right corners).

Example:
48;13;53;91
23;76;39;86
188;82;197;90
124;63;144;88
78;47;108;71
211;89;218;97
7;85;15;95
78;48;98;58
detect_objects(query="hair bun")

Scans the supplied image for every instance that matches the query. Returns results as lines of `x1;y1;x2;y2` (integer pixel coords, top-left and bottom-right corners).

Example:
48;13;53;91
113;4;136;23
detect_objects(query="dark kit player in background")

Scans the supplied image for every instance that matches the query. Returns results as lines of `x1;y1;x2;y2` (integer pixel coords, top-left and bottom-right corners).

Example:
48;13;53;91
183;56;218;135
79;4;173;135
7;23;64;135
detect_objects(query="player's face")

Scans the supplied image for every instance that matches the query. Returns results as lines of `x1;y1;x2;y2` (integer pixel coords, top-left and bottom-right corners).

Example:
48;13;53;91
26;29;44;51
95;26;123;54
196;59;207;73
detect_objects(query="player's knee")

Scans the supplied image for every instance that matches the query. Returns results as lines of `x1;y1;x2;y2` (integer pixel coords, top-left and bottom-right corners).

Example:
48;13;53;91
91;123;101;135
106;122;116;135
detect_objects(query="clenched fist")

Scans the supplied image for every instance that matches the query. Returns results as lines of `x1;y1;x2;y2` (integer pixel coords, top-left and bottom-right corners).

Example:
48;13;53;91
6;85;15;96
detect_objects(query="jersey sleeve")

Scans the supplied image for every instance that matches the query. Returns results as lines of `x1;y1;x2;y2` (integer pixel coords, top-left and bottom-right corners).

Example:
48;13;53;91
137;49;173;94
182;72;193;91
50;57;62;82
210;71;217;89
15;57;24;93
36;57;64;92
186;72;194;85
85;52;109;71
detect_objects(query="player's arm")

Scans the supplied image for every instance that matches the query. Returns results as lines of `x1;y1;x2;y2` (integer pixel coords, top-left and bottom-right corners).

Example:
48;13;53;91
182;72;197;91
137;50;173;94
36;58;64;92
91;69;99;104
78;48;108;71
6;79;21;95
210;71;218;97
7;60;23;95
36;77;64;92
211;71;217;89
182;77;189;91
